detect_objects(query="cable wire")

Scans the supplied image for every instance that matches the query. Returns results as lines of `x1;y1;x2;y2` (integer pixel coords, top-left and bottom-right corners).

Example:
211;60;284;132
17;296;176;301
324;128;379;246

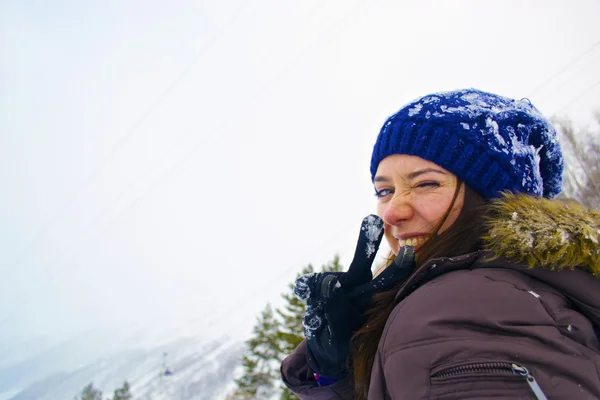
15;0;337;275
527;39;600;98
12;0;332;273
551;79;600;116
37;0;368;277
2;0;370;335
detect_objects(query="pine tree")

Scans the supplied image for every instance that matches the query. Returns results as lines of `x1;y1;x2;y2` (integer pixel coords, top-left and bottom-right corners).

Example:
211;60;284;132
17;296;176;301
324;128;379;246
276;264;314;400
229;303;282;399
112;381;132;400
75;383;103;400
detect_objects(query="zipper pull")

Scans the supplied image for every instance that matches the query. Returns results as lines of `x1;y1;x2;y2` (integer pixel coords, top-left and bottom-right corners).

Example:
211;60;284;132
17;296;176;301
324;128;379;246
511;364;548;400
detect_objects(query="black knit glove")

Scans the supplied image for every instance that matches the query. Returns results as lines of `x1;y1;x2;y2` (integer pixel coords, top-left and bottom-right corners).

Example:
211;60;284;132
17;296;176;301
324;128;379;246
294;215;416;379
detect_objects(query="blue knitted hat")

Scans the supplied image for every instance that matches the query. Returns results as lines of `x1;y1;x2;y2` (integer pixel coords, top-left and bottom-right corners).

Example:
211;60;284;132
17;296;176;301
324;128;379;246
370;89;564;199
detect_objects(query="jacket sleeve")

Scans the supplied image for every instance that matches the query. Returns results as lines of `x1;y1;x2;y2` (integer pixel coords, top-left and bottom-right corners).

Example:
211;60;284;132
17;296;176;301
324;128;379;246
280;340;355;400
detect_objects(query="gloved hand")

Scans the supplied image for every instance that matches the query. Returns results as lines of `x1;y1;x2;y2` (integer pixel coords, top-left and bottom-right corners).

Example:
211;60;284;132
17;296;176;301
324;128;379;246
293;215;416;380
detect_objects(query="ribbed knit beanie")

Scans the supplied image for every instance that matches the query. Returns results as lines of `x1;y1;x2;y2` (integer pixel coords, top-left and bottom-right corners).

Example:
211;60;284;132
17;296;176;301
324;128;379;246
370;89;564;199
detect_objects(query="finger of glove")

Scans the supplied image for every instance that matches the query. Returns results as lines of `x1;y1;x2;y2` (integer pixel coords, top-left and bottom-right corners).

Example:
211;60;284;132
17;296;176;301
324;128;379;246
344;215;384;288
347;246;416;309
294;272;343;301
294;273;319;301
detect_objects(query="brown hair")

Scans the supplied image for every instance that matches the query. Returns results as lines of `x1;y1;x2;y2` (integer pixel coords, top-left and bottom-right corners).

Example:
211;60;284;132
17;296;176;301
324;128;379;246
350;182;486;398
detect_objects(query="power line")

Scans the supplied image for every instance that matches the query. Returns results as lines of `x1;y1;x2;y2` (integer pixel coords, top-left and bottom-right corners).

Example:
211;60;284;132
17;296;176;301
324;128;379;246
32;0;369;276
534;49;600;104
12;0;334;272
2;0;371;334
79;0;372;337
14;0;338;275
552;79;600;116
111;0;374;339
527;39;600;98
2;1;252;330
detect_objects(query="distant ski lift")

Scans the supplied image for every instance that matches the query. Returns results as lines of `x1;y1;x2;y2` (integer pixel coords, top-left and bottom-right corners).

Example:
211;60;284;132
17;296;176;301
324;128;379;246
161;352;174;376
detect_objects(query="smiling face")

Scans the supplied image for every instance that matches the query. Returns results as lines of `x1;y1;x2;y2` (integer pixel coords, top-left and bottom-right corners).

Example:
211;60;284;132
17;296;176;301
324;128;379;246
374;154;465;255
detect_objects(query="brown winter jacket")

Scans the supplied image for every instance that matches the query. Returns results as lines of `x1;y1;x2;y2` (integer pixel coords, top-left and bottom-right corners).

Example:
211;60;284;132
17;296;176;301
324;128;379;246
281;195;600;399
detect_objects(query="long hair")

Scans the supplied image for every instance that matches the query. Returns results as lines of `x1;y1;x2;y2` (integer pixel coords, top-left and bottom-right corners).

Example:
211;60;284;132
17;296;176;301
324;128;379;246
350;182;486;398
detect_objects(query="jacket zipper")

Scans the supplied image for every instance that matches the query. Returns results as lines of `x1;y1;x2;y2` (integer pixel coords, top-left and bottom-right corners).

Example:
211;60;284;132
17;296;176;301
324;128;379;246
511;364;548;400
431;362;548;400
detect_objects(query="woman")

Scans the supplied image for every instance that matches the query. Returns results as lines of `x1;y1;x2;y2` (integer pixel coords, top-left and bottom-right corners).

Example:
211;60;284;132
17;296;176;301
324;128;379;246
281;89;600;399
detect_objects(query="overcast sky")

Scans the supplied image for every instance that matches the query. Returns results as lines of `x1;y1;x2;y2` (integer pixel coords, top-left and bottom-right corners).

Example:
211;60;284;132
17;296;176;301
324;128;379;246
2;0;600;352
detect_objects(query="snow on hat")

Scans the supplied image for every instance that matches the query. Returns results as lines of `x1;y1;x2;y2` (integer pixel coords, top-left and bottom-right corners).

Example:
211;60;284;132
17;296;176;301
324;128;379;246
370;88;564;199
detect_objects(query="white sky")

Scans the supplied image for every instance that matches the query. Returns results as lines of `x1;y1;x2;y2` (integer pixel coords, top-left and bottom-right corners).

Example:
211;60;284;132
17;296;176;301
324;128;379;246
2;0;600;352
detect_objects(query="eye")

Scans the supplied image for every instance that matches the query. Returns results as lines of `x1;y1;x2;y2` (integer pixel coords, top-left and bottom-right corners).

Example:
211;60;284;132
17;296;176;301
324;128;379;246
415;181;440;189
374;188;393;199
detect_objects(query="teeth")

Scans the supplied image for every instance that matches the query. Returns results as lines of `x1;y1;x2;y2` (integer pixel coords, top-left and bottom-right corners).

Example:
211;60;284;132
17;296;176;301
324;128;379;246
398;237;425;247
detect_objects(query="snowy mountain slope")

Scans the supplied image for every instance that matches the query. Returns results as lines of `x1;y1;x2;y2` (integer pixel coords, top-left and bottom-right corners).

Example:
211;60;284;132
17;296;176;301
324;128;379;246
6;334;244;400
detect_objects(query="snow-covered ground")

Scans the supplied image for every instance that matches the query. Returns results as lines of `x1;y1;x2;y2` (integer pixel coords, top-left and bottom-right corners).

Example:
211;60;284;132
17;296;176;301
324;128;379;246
1;326;245;400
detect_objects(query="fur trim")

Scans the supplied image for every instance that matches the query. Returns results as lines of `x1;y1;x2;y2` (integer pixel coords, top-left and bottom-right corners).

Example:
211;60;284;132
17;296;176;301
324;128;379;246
482;193;600;277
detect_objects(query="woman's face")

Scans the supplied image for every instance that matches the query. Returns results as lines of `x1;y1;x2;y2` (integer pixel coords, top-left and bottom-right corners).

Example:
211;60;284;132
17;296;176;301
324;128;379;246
374;154;464;255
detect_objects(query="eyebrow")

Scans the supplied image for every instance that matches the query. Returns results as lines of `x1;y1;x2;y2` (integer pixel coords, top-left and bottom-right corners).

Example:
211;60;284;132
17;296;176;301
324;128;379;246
374;168;447;182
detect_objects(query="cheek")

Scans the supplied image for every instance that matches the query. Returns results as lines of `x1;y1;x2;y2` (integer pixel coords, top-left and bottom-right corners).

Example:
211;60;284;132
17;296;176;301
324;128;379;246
415;198;448;222
414;195;458;232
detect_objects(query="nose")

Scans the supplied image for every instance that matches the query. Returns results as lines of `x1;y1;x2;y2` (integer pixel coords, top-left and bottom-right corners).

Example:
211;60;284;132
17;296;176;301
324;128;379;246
380;195;414;226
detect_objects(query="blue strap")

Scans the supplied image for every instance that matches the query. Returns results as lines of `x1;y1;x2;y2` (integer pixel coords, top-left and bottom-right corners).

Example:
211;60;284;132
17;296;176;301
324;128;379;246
314;373;339;387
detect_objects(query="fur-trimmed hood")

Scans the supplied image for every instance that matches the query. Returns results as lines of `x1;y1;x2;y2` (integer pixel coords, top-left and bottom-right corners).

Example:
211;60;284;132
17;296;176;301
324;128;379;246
483;192;600;276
